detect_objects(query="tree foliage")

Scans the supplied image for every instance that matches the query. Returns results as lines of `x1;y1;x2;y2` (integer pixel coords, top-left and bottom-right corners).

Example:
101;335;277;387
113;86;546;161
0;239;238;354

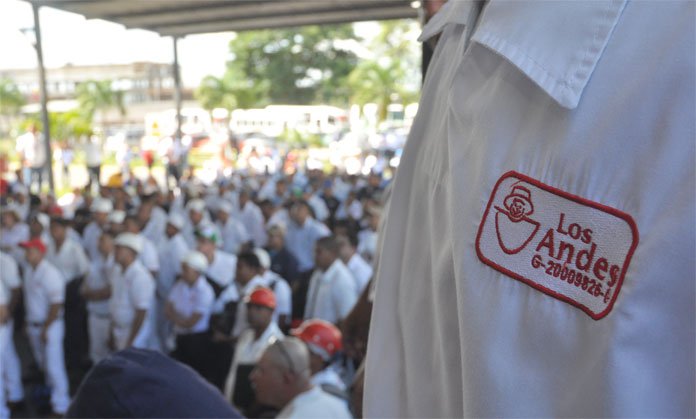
76;79;125;122
0;78;25;116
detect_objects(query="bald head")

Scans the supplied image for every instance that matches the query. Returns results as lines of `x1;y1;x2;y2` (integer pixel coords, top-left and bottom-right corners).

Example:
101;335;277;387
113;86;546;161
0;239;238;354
251;337;313;409
266;337;311;378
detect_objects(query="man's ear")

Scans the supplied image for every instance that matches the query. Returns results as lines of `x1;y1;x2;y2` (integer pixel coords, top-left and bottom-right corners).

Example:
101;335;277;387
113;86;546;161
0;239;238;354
281;369;296;384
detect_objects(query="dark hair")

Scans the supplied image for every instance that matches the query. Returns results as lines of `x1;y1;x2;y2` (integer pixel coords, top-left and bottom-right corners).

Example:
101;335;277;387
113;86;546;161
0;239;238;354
316;235;340;254
237;251;261;269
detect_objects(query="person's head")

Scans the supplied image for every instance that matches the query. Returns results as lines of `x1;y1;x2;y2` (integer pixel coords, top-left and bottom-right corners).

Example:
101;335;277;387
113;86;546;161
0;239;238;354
123;215;142;234
195;224;219;259
239;189;251;207
91;198;113;226
19;239;46;268
1;205;20;228
332;219;354;238
136;200;154;226
335;234;358;264
114;233;142;268
215;201;233;224
108;211;126;235
98;230;116;258
165;213;185;238
29;213;49;238
49;217;70;244
368;172;381;187
314;236;340;271
250;337;312;409
181;251;208;285
259;199;275;222
266;224;286;251
291;319;343;376
187;199;206;226
235;251;261;286
275;179;287;196
245;287;276;333
289;200;311;225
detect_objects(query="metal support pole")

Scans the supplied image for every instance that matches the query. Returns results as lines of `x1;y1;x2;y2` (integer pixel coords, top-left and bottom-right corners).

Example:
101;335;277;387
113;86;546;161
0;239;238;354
31;3;54;195
173;37;182;142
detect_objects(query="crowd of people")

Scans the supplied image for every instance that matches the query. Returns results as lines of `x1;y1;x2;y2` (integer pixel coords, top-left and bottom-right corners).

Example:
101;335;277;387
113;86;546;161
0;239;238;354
0;164;386;418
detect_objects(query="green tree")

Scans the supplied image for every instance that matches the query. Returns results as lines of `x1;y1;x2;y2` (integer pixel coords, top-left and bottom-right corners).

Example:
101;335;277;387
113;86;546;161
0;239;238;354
225;24;359;106
195;70;268;112
0;78;26;136
76;80;125;127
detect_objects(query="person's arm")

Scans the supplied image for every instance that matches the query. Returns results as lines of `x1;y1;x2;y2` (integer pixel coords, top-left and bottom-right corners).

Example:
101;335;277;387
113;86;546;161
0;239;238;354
126;309;146;347
165;301;203;329
8;287;21;314
41;303;62;343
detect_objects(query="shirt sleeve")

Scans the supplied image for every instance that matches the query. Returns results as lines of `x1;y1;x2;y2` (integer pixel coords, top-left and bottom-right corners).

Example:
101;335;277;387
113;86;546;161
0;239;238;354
1;253;21;289
332;271;358;321
130;272;154;310
45;269;65;304
194;282;214;315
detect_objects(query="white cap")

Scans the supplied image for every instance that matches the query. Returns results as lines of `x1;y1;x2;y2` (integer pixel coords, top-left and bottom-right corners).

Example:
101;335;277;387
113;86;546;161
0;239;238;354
35;213;50;230
182;250;209;273
166;213;185;230
114;233;143;254
216;201;233;215
91;198;113;213
186;199;206;214
109;210;126;224
254;247;271;270
1;204;22;220
142;183;160;196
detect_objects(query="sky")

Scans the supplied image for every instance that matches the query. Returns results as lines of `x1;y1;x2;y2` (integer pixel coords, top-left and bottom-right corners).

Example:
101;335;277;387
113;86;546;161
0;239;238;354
0;0;385;88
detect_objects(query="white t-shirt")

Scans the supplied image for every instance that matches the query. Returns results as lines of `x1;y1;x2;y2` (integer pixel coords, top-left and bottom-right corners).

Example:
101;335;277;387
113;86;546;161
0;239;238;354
84;254;115;315
109;260;154;334
304;260;358;324
277;386;352;419
0;251;21;297
346;253;372;296
46;238;90;283
365;1;695;417
0;223;29;264
167;276;214;334
23;259;64;323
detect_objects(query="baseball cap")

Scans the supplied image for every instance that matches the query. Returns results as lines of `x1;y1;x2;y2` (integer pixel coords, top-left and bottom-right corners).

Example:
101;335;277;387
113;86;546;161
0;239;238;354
244;287;276;310
66;348;241;418
18;238;47;254
166;213;185;230
182;251;208;273
114;233;143;254
186;199;206;214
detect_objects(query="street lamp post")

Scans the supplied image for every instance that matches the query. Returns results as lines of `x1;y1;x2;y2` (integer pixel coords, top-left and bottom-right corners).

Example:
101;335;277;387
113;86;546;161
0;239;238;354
26;3;55;195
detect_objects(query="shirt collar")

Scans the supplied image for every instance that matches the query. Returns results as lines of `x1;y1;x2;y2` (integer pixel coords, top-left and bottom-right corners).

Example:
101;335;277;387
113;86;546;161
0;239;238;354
420;0;627;109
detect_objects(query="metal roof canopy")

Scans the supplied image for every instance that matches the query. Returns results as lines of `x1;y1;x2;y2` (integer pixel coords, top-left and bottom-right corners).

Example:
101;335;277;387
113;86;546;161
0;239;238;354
30;0;419;37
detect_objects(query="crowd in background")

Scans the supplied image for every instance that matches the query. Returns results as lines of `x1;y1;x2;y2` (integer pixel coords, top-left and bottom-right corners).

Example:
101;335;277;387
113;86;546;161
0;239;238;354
0;160;385;418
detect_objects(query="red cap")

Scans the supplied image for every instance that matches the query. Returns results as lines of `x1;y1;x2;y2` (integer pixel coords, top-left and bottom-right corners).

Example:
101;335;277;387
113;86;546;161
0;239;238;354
18;238;47;254
244;287;276;310
291;319;343;360
48;205;63;217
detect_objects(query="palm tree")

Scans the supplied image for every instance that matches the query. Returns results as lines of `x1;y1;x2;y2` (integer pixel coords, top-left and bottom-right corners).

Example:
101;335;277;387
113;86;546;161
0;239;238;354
76;80;125;129
195;70;268;113
0;78;26;136
348;60;407;122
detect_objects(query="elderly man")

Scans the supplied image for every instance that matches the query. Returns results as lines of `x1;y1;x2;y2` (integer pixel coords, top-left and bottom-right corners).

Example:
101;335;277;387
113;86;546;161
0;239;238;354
285;200;331;274
165;251;214;377
110;233;156;351
304;236;358;325
250;337;351;418
224;287;284;415
19;238;70;416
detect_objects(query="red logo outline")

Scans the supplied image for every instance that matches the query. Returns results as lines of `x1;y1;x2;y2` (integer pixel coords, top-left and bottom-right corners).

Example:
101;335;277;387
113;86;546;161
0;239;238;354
475;171;639;320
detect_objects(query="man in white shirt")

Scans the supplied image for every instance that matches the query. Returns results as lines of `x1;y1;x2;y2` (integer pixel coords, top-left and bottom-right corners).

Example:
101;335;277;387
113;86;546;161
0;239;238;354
80;230;116;364
110;233;156;351
285;200;331;274
0;204;30;264
230;252;267;338
217;201;251;255
166;251;214;378
254;248;292;331
336;235;372;297
138;194;168;245
304;236;358;325
250;337;351;419
19;239;70;416
182;199;218;249
123;214;160;279
239;190;267;247
196;224;236;295
365;1;695;417
84;135;102;193
82;198;113;261
224;287;284;415
291;319;347;398
0;251;24;409
16;124;46;194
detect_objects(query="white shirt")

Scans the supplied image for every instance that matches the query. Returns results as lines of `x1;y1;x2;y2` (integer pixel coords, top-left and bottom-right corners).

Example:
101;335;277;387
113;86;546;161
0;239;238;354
223;322;284;401
0;251;21;302
23;259;64;323
277;386;352;419
240;201;267;247
167;276;214;334
260;270;292;322
109;260;155;329
0;223;29;264
85;138;102;167
346;253;372;296
46;238;90;283
218;217;250;255
157;233;189;297
304;260;358;324
307;194;329;222
311;367;346;392
206;250;237;289
138;235;160;274
365;1;695;418
82;221;104;261
231;274;267;338
285;218;331;272
84;253;115;315
142;206;168;245
356;229;377;263
16;131;46;168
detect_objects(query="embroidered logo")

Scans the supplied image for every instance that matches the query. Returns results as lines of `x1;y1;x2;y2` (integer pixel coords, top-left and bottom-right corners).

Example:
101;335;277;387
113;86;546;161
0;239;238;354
476;171;639;320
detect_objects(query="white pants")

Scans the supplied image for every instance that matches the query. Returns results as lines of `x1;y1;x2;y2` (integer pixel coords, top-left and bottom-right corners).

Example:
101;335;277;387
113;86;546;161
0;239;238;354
0;322;10;419
27;320;70;415
2;320;24;403
88;313;111;364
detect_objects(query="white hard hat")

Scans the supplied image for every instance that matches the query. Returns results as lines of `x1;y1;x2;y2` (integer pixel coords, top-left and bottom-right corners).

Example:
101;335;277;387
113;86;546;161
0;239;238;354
109;210;126;224
91;198;113;213
216;201;233;215
186;199;206;214
182;250;208;273
142;183;159;196
253;247;271;270
114;233;143;254
166;213;185;230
